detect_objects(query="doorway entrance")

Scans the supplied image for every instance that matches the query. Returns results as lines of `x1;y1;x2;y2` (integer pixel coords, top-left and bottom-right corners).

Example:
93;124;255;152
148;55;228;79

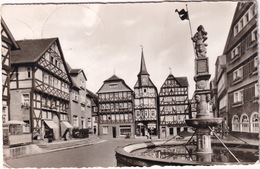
112;127;116;138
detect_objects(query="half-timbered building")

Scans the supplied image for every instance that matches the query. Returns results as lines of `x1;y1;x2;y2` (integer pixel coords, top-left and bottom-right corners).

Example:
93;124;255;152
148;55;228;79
158;73;189;138
1;19;20;124
97;74;134;138
134;49;158;137
10;38;73;141
223;2;258;139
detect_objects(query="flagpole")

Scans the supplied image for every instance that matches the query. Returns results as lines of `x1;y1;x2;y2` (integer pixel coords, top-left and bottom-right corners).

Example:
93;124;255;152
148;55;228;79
186;4;197;58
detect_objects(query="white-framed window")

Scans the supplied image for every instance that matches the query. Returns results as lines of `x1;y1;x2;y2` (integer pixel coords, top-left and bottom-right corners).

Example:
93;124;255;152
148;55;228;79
26;67;32;78
240;114;249;132
239;19;244;30
73;115;78;127
234;24;239;36
22;93;30;106
252;28;258;42
103;126;108;134
250;3;257;17
255;83;259;97
233;90;243;104
250;112;259;133
232;115;240;131
254;56;258;68
244;12;249;23
233;66;243;81
231;45;240;59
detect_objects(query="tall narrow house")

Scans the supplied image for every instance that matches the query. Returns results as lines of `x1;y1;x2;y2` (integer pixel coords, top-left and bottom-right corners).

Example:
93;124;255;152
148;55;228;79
159;73;189;138
10;38;73;141
1;19;19;124
97;74;134;138
134;49;158;137
223;2;258;139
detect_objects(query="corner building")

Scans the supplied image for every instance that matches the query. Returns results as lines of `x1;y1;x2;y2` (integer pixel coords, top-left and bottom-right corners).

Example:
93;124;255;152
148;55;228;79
97;74;134;138
10;38;72;141
223;2;258;139
159;73;189;138
134;50;158;137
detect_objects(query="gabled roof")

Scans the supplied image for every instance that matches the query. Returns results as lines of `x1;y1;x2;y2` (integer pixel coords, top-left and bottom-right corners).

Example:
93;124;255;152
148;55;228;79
11;38;57;64
97;74;133;94
11;37;72;85
138;49;149;76
162;74;189;87
104;74;122;82
69;69;87;81
1;18;20;49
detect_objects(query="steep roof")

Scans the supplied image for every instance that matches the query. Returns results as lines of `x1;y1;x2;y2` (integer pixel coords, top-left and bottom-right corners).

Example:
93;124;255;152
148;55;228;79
134;77;157;88
69;69;87;81
165;74;189;87
1;18;20;49
11;38;57;64
97;74;133;94
104;74;122;82
138;49;149;76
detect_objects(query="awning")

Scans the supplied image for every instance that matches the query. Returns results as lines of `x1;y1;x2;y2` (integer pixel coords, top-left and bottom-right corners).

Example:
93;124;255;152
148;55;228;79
44;120;59;129
61;121;73;136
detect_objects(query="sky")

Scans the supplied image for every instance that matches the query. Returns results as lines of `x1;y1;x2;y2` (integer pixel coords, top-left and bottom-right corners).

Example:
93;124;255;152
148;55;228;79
2;1;237;97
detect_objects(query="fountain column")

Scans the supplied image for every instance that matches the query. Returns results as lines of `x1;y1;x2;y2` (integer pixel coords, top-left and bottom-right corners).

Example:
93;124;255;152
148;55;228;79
186;25;222;161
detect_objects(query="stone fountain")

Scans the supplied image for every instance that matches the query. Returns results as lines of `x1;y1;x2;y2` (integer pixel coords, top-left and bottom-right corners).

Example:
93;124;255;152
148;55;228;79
185;25;222;162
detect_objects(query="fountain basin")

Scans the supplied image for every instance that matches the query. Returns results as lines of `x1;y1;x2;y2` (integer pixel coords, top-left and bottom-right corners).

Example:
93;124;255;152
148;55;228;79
186;118;222;128
115;140;258;166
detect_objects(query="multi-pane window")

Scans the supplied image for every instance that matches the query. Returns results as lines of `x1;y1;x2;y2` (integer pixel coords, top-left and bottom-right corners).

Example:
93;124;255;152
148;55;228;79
240;114;249;132
233;67;243;81
22;93;30;106
231;45;240;59
233;90;243;104
251;113;259;133
232;115;240;131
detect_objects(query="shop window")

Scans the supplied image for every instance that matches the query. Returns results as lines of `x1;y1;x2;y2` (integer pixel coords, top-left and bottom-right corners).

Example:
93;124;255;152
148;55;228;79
103;126;108;134
120;126;131;136
232;115;240;131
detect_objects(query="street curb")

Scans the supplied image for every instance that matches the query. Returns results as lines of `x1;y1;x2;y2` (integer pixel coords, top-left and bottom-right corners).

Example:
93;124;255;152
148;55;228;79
4;140;107;161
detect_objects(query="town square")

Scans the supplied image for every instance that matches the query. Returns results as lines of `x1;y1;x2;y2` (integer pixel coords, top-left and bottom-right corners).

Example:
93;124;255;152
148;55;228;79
1;0;259;167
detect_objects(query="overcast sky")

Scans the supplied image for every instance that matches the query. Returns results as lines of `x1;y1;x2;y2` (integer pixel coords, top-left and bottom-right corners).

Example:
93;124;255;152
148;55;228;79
2;1;237;97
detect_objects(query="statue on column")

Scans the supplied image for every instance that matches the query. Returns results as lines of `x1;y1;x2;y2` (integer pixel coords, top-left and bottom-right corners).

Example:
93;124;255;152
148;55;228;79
192;25;208;58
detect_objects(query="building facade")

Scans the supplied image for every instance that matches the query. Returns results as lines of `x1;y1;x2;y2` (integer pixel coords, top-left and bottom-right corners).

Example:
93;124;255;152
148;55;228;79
1;19;20;124
69;68;92;131
10;38;73;141
97;74;134;138
158;73;189;138
213;55;229;137
134;50;158;137
223;2;258;139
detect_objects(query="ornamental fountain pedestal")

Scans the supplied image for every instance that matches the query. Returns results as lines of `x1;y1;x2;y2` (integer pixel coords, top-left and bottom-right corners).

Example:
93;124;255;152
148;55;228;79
185;25;222;162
